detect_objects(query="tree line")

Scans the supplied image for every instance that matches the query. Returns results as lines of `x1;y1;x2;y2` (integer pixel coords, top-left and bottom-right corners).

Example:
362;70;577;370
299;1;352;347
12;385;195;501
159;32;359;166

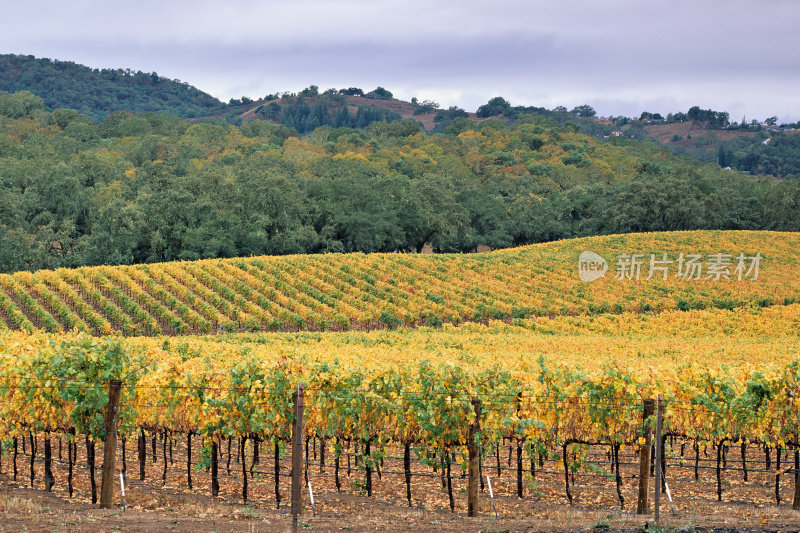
1;90;799;274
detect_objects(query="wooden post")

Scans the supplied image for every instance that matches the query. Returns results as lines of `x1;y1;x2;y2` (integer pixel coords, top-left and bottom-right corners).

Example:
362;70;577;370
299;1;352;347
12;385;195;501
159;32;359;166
636;399;655;514
654;394;663;525
468;398;482;517
100;379;122;509
291;384;305;533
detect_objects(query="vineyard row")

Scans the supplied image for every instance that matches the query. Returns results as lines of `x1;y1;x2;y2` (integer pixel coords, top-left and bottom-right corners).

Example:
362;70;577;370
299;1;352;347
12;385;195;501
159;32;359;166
2;230;799;336
2;397;800;513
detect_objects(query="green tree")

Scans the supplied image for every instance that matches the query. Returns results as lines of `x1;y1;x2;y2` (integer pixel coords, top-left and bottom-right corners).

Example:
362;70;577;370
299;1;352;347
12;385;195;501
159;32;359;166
476;97;511;118
0;90;45;118
570;104;596;118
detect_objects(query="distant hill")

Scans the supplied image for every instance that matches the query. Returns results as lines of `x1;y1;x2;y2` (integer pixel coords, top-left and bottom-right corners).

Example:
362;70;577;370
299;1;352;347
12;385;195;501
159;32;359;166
238;94;456;131
609;111;800;177
636;122;800;177
218;89;484;133
4;53;799;176
0;54;225;121
223;90;614;137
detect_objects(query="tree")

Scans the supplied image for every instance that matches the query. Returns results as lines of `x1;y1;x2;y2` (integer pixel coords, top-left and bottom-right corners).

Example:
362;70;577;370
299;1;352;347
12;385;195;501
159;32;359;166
765;116;778;126
397;173;469;251
0;90;45;118
443;117;475;136
434;107;469;132
476;97;510;118
257;101;282;121
570;104;596;118
367;87;393;99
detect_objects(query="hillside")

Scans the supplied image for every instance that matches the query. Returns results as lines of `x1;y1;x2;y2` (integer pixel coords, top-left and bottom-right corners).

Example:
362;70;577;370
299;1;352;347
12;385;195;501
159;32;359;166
0;54;225;121
236;94;477;131
637;121;800;177
5;53;800;178
0;230;795;336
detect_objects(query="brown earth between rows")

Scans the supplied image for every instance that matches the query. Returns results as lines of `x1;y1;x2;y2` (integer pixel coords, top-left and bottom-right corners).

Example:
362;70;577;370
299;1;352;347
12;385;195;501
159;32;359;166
2;437;800;532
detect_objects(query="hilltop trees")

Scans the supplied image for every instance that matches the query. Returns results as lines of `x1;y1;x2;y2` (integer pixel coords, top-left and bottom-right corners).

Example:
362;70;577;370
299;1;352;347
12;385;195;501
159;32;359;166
687;106;729;127
264;96;402;134
571;104;596;118
476;97;511;118
366;87;393;99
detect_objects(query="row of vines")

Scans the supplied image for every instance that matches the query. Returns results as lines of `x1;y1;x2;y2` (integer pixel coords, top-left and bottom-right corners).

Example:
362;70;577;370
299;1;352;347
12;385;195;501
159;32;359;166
1;334;799;508
0;231;797;336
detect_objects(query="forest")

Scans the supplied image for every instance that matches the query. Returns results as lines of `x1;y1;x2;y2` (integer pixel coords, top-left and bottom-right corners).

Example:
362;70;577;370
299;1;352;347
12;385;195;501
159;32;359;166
0;54;224;121
1;89;799;274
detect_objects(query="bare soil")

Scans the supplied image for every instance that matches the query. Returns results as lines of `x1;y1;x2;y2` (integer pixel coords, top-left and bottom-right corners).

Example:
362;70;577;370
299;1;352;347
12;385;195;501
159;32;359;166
2;439;800;532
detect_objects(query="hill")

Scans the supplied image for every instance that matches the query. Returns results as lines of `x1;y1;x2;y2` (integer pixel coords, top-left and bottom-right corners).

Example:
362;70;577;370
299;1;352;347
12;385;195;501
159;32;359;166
237;93;472;132
229;91;608;135
3;94;800;274
631;119;800;177
0;54;225;121
0;230;796;336
225;90;485;133
5;53;800;177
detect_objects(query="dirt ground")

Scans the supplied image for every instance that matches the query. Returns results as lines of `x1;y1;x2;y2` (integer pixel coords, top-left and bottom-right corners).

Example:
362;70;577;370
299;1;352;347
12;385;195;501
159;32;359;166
2;439;800;533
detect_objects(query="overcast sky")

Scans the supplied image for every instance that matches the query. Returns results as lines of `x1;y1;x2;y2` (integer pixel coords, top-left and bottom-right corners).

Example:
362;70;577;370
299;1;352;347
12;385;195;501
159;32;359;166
2;0;798;122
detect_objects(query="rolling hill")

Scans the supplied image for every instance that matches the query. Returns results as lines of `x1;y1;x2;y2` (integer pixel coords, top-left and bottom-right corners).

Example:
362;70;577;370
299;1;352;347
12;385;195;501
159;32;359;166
0;230;795;336
0;54;225;121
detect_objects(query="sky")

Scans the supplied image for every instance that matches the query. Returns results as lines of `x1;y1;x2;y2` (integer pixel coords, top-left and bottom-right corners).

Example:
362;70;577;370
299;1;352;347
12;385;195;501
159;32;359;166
2;0;799;123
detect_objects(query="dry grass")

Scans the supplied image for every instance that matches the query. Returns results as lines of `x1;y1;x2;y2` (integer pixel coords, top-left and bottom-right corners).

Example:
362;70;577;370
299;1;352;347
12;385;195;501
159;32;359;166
0;490;48;514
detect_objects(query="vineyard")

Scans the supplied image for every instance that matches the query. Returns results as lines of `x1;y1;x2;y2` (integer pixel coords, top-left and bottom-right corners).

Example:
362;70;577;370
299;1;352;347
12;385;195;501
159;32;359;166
1;230;800;529
0;230;797;336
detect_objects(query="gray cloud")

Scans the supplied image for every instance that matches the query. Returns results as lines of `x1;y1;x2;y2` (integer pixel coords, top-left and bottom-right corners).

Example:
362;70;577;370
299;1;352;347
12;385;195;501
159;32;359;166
2;0;798;122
